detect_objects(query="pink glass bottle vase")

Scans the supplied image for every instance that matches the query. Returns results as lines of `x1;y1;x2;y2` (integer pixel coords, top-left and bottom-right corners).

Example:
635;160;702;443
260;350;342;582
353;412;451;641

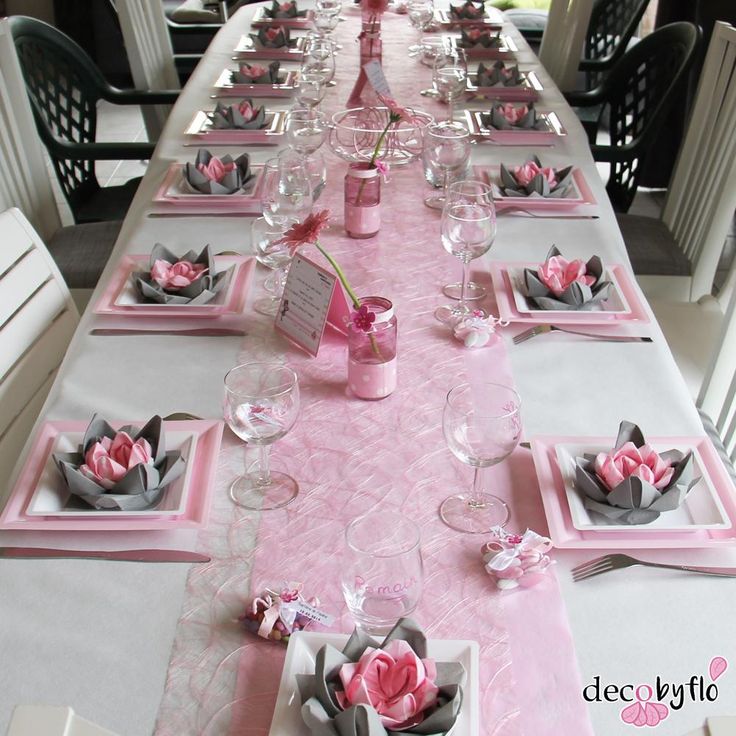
344;163;381;239
348;296;397;400
347;11;383;106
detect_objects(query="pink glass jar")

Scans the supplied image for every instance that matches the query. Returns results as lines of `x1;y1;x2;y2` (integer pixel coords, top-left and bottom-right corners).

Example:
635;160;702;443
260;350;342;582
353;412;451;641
344;163;381;239
348;296;397;400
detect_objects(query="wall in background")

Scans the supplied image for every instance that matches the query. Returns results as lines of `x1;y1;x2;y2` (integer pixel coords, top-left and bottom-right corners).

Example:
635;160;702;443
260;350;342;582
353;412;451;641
7;0;54;23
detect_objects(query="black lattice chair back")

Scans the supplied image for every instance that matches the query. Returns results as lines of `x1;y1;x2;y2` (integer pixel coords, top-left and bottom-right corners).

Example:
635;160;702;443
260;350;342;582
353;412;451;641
584;0;651;88
10;16;111;219
598;22;700;212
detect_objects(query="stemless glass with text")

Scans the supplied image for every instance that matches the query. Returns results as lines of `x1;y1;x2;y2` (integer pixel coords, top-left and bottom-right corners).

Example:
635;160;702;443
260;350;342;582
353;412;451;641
223;363;300;510
341;511;424;633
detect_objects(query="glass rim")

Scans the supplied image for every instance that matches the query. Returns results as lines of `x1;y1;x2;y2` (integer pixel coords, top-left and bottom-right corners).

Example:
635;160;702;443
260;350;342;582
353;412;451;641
345;511;421;557
446;179;492;195
426;121;470;138
445;382;521;418
224;362;298;399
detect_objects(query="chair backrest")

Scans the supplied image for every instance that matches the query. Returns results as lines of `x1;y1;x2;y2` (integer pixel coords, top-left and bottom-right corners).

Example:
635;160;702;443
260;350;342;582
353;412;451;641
601;22;700;213
8;15;109;219
662;22;736;302
115;0;180;141
584;0;651;87
0;19;61;241
0;207;78;495
539;0;595;92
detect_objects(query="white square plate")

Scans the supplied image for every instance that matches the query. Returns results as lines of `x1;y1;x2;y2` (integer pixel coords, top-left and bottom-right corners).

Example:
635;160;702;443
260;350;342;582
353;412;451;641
507;265;632;316
268;631;479;736
555;442;732;532
25;429;197;518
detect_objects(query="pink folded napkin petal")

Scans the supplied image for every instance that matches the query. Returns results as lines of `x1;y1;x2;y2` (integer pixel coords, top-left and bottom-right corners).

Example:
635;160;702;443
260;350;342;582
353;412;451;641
79;432;154;489
538;255;595;297
593;441;675;492
196;156;237;182
240;63;269;79
513;161;558;188
150;259;208;290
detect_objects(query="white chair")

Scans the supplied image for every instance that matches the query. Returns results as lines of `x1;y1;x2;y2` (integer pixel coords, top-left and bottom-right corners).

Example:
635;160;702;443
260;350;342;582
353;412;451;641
6;705;118;736
114;0;181;141
538;0;594;92
0;208;78;496
619;22;736;302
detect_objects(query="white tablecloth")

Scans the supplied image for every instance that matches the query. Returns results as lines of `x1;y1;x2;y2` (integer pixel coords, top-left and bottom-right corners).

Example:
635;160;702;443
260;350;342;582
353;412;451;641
1;6;735;736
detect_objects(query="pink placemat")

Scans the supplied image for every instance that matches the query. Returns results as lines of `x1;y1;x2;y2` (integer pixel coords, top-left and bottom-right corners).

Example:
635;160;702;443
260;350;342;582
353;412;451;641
154;10;592;736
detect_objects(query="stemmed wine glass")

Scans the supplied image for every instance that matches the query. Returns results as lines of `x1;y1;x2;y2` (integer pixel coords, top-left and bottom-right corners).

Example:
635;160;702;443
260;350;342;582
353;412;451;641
441;382;521;533
285;108;328;201
407;0;435;54
433;48;468;122
303;39;337;85
223;363;301;510
434;180;496;325
252;217;291;316
261;152;314;230
421;121;471;210
296;69;327;110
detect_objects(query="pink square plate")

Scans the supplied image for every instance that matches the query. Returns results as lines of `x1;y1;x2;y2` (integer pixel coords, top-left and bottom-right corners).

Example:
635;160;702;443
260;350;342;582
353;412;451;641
152;163;264;215
529;435;736;549
233;34;306;60
212;67;299;98
94;254;255;318
465;69;542;102
185;109;286;145
474;164;596;211
434;7;504;29
465;109;565;145
250;7;315;28
0;419;224;531
489;261;651;326
444;32;517;60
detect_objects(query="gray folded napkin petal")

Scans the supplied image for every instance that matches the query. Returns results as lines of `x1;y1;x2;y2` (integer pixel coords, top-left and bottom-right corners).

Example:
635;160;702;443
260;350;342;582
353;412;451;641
450;1;485;20
298;619;464;736
231;61;282;84
52;414;186;511
133;243;235;306
460;27;501;48
521;246;612;310
252;26;291;48
183;149;255;195
573;421;699;525
476;61;521;87
210;100;267;130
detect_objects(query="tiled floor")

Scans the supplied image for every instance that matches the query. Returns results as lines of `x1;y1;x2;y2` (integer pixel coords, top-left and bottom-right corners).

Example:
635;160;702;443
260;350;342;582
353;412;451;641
50;100;149;226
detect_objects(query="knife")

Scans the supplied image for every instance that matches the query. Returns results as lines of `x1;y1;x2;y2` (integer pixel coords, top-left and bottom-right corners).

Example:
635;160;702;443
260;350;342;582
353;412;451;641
0;547;211;562
90;328;246;337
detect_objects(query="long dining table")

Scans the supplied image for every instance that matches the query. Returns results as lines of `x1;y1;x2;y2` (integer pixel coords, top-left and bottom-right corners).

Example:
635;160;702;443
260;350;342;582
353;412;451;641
2;4;736;736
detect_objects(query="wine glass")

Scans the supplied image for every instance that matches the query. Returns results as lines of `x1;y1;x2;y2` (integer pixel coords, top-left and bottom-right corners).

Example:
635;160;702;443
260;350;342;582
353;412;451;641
261;153;313;230
296;69;327;109
440;382;521;533
302;41;336;85
303;152;327;201
313;7;341;40
252;217;290;317
433;48;468;122
407;0;434;54
286;108;328;155
223;363;300;510
434;180;496;325
421;121;471;210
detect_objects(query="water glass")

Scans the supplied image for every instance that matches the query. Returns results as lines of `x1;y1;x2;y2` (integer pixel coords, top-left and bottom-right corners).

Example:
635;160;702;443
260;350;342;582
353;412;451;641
434;180;496;325
440;382;521;533
422;121;471;209
341;511;424;633
433;48;468;121
223;363;300;510
407;0;434;53
252;217;290;317
296;70;327;109
302;43;336;84
286;108;328;155
261;153;313;230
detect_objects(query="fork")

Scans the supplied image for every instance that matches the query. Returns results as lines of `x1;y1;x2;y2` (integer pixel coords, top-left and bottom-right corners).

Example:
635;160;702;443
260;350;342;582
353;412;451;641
513;324;653;345
572;554;736;581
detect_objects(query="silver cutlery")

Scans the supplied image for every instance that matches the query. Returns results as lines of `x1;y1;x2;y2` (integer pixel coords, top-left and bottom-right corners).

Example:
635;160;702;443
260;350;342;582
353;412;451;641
0;547;210;563
90;328;246;337
498;208;600;220
513;324;653;345
147;212;258;218
572;554;736;581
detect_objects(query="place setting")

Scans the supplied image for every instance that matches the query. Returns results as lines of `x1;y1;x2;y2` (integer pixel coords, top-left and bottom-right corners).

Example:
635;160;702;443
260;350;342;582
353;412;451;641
212;60;300;98
184;99;287;146
233;25;307;61
150;148;265;216
442;26;518;60
434;0;504;29
464;102;566;145
465;60;543;102
250;0;315;29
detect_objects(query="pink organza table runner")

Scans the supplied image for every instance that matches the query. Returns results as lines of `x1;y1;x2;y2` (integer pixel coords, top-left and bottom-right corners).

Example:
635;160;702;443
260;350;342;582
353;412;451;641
154;8;593;736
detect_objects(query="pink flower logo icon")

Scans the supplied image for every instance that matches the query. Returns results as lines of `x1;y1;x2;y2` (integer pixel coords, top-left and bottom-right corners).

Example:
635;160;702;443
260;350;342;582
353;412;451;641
620;685;669;728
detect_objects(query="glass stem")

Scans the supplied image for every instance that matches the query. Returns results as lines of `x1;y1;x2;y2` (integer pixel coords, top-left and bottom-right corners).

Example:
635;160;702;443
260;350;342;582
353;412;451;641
449;95;454;123
469;466;485;506
441;168;449;201
459;260;469;309
252;445;272;487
